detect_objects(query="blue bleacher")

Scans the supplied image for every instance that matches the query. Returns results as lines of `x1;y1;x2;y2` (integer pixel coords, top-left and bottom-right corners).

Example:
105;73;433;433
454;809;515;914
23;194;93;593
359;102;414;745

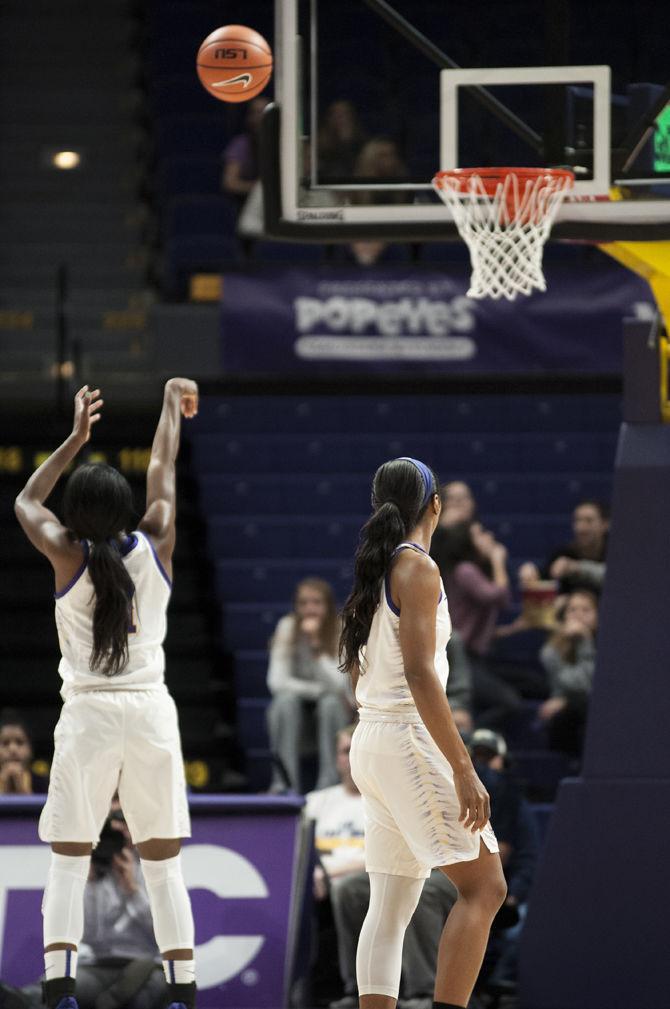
164;195;238;238
208;516;364;560
154;116;228;159
185;392;619;795
191;431;616;476
216;559;354;603
163;235;239;297
156;156;222;199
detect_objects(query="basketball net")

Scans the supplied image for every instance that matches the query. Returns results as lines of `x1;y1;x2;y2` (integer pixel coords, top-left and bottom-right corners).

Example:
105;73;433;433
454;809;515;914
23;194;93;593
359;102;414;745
433;168;574;300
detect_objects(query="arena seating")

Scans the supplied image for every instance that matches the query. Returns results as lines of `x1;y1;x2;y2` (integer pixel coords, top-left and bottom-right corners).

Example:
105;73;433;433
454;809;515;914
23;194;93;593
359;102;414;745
185;391;618;796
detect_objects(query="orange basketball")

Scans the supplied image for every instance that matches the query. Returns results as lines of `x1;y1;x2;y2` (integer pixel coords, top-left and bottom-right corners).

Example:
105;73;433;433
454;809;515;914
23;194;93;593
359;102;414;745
196;24;273;103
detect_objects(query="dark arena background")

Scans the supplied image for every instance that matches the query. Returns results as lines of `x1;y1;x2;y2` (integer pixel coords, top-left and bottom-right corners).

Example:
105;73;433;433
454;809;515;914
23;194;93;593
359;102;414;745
1;1;670;1008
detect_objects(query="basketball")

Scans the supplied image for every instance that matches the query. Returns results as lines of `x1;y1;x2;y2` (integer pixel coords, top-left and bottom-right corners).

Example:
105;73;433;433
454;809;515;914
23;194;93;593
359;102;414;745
196;24;273;103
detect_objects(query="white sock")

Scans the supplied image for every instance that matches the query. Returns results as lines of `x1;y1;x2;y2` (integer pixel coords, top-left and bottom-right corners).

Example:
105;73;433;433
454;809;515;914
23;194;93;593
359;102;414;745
42;852;90;949
44;948;78;980
140;855;195;954
163;958;196;985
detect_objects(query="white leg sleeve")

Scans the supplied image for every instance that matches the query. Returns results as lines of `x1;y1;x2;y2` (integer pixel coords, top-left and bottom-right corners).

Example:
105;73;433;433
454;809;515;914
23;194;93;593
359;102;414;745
356;871;425;998
140;855;195;954
42;853;90;948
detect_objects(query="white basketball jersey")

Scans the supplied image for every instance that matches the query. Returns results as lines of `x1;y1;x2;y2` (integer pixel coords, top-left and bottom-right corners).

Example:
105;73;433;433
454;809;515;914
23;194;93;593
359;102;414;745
54;531;171;700
356;542;452;715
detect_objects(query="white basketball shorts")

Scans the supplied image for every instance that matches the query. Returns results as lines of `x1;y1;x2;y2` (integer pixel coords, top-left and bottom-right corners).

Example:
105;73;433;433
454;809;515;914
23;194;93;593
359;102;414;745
39;687;191;845
350;711;499;879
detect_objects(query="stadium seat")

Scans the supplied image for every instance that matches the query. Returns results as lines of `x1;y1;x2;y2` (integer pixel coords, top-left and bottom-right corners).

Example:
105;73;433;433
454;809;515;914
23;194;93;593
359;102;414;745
164;195;238;238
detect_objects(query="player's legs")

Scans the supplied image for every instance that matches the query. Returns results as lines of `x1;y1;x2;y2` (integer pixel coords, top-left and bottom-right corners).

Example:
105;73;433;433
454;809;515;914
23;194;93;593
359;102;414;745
41;842;93;1008
433;839;508;1008
137;838;195;1008
357;871;425;1008
40;695;124;1009
121;692;194;1007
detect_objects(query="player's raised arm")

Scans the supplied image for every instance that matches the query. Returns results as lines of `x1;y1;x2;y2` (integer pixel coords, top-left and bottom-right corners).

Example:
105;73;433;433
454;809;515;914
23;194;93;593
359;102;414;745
14;385;103;561
138;377;198;571
396;551;491;832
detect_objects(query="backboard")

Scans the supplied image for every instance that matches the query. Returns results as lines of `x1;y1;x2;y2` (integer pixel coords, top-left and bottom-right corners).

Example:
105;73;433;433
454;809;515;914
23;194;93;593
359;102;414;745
262;0;670;242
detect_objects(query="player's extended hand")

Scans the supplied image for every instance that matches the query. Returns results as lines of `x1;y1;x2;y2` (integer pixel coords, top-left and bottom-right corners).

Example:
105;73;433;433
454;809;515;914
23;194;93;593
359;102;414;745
166;377;199;419
453;765;491;832
72;385;103;444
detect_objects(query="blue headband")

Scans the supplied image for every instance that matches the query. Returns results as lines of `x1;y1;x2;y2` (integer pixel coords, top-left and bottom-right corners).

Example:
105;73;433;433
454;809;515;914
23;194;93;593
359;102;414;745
399;457;434;508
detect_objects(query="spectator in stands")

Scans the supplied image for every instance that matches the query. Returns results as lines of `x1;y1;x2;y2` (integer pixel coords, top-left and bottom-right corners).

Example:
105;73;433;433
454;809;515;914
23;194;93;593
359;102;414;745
306;725;365;1007
441;480;477;528
519;500;609;595
430;480;478;586
445;632;474;735
429;483;479;735
317;100;367;180
308;726;458;1009
538;589;598;758
348;137;409;265
0;710;48;795
17;801;167;1009
469;731;539;995
267;578;350;792
437;521;522;729
221;96;270;210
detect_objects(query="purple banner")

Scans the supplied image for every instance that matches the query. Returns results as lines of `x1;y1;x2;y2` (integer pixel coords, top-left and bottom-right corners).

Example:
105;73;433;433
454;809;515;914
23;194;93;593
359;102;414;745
0;796;306;1008
221;262;653;375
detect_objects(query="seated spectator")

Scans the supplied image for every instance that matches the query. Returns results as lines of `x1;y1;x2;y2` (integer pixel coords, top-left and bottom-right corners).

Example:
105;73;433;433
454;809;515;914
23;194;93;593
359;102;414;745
267;578;350;792
0;711;48;795
445;631;474;735
16;801;166;1009
347;137;409;266
469;731;539;996
306;725;365;1008
317;100;367;180
436;522;522;729
307;727;458;1009
221;96;270;210
539;589;598;759
519;500;609;595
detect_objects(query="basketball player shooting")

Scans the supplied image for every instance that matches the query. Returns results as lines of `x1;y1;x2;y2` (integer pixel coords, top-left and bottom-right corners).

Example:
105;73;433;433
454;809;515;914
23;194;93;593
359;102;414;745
340;458;507;1009
14;379;200;1009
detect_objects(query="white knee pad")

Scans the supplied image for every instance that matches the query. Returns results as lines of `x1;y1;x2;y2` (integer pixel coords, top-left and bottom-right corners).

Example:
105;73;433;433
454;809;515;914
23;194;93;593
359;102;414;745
42;853;90;948
356;871;425;998
140;855;195;954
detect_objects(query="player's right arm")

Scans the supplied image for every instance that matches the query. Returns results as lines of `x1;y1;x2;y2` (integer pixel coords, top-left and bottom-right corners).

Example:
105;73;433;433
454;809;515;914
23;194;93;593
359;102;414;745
394;551;491;832
138;378;198;575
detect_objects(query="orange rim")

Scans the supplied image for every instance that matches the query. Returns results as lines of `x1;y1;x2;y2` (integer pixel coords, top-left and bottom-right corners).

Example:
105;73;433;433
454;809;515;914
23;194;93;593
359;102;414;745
434;167;575;195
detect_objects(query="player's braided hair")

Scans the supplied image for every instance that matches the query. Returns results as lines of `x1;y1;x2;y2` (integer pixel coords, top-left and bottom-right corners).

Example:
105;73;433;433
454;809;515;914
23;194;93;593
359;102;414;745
339;458;438;678
63;463;136;677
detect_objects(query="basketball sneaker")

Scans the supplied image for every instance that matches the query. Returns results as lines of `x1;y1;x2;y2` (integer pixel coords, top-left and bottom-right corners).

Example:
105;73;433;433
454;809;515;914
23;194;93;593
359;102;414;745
53;999;79;1009
165;978;195;1008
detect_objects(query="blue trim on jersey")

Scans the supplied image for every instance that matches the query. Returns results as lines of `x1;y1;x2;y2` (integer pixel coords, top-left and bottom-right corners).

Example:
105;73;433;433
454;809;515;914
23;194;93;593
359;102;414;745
65;948;72;977
54;541;89;599
386;542;433;616
384;574;401;616
140;532;172;589
168;960;176;984
119;533;138;557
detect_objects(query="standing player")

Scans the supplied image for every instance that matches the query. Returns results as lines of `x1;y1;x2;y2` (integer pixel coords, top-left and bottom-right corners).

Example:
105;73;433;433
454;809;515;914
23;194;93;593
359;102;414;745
14;379;199;1009
340;457;506;1009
